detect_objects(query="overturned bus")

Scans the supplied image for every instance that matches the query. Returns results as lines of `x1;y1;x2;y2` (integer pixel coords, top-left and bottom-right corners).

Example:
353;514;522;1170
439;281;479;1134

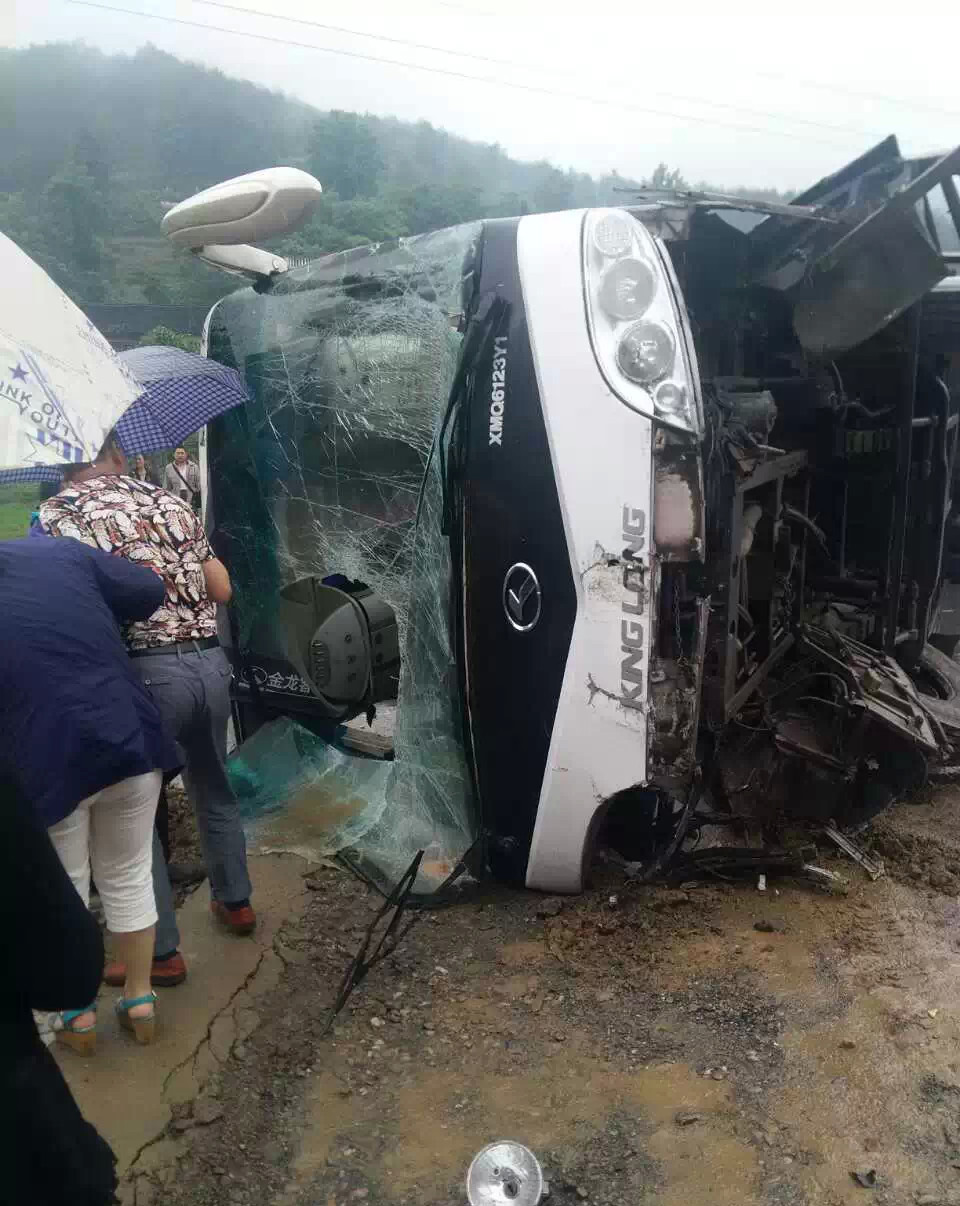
166;137;960;894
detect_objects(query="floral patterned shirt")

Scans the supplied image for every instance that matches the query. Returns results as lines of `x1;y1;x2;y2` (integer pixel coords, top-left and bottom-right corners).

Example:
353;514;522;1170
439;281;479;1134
39;474;218;651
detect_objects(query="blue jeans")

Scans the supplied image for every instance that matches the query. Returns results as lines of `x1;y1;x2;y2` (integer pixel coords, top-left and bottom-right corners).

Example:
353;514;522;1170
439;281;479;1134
135;645;251;955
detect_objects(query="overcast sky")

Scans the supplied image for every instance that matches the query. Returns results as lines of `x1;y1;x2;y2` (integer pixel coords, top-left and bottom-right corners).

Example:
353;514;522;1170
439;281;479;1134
6;0;959;190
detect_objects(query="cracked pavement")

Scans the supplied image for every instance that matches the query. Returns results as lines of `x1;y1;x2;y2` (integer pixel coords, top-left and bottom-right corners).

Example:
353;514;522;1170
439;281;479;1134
56;852;309;1197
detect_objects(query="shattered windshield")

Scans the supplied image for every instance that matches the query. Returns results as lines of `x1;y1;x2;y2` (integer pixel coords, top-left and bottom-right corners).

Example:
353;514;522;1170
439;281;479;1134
205;223;482;893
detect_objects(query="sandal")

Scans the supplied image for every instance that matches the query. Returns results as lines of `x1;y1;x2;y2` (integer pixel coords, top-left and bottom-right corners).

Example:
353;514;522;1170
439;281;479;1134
57;1004;97;1056
115;992;157;1045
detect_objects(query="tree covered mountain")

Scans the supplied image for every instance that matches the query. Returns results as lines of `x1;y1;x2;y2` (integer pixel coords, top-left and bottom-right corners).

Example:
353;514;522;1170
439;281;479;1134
2;41;795;310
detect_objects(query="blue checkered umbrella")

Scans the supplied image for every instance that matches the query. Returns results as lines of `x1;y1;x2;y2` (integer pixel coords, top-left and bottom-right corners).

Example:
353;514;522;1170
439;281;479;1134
114;345;249;453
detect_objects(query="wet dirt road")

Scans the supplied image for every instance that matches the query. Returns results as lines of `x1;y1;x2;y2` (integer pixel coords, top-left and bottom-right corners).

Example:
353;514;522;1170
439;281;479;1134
76;787;960;1206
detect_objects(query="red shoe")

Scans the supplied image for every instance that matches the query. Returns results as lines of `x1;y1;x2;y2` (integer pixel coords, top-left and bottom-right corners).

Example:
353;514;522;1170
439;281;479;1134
103;952;188;988
211;901;257;935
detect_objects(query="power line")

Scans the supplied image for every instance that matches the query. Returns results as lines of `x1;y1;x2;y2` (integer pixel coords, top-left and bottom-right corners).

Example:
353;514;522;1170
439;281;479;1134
415;0;502;15
374;0;960;124
365;0;502;15
192;0;889;141
751;67;960;122
68;0;862;150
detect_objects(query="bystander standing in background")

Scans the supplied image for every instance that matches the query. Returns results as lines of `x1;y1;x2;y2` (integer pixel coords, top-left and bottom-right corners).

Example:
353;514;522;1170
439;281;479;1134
131;453;157;486
164;445;200;508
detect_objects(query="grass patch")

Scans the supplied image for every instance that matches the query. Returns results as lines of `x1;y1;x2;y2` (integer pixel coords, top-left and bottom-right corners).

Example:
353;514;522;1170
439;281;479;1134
0;483;42;541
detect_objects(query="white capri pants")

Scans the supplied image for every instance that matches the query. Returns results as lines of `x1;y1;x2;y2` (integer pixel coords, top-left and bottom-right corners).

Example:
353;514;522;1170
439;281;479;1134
47;771;161;934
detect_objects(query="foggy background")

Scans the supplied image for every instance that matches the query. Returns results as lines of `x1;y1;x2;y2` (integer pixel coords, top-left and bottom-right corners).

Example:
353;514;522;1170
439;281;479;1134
7;0;958;190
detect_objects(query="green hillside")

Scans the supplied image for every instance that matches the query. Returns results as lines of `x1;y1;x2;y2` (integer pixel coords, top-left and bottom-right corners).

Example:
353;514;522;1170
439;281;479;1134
1;42;795;311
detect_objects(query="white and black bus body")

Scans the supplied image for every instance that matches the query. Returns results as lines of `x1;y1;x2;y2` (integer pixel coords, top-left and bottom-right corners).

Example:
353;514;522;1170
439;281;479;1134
201;137;960;893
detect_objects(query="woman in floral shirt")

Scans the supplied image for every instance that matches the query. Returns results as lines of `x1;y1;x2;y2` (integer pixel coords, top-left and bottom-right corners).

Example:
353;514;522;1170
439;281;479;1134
40;436;254;992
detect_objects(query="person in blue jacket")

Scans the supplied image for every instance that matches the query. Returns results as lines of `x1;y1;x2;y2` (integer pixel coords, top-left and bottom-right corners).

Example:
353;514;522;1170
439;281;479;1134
0;537;179;1050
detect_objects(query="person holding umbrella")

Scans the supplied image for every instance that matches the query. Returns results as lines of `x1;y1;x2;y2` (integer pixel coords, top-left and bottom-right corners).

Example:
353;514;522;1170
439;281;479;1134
1;234;254;989
2;236;177;1045
40;430;255;988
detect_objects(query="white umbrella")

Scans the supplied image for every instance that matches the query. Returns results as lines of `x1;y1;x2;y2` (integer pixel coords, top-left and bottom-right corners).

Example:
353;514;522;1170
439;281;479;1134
0;232;142;479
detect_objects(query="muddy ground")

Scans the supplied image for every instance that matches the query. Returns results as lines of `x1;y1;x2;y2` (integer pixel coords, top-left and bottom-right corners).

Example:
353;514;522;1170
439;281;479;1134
101;786;960;1206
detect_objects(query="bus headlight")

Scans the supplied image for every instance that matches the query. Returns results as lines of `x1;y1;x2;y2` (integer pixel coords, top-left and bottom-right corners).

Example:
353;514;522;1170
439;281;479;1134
592;211;635;259
599;259;656;322
583;208;703;437
617;321;674;384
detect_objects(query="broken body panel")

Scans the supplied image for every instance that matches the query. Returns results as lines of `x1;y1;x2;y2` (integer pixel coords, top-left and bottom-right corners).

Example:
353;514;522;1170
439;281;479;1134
204;137;960;894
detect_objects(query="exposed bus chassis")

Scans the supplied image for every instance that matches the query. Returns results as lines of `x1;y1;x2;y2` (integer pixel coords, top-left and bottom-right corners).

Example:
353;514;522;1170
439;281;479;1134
628;136;960;859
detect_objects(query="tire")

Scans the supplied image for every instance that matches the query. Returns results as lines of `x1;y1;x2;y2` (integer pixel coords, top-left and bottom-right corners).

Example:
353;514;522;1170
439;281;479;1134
907;642;960;740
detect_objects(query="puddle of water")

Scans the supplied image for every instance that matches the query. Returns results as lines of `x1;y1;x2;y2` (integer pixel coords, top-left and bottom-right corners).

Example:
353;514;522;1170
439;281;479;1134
252;781;369;860
232;717;390;862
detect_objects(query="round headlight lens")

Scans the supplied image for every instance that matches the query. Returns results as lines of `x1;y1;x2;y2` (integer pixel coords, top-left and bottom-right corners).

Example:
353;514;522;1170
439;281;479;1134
616;321;675;384
598;258;656;321
592;212;634;259
655;382;687;414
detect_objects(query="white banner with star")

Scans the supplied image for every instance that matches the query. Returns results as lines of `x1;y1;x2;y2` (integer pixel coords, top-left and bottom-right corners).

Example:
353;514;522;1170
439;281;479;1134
0;232;143;471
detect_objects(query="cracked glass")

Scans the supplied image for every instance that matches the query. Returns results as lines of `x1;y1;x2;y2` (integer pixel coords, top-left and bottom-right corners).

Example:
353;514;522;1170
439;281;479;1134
205;224;483;893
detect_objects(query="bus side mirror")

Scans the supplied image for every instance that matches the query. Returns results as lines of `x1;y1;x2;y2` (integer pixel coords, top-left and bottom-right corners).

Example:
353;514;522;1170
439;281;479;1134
277;576;400;717
162;167;323;249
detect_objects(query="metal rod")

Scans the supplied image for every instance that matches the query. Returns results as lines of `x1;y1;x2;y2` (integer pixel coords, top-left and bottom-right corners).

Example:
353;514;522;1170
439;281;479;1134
923;192;942;251
941;177;960;247
884;305;921;653
725;633;796;722
712;376;814;388
837;479;847;576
